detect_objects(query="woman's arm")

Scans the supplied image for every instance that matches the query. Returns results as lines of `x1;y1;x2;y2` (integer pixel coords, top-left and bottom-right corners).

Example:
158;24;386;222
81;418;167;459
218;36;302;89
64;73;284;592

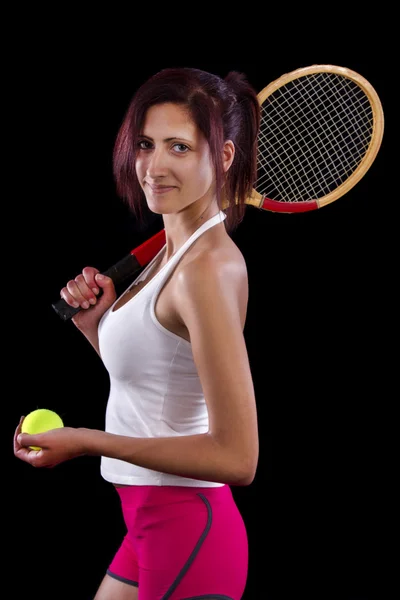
172;250;259;483
82;428;254;486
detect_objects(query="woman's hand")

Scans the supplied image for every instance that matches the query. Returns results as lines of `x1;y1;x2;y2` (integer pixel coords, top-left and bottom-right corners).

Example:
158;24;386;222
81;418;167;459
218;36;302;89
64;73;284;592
13;417;87;468
60;267;117;331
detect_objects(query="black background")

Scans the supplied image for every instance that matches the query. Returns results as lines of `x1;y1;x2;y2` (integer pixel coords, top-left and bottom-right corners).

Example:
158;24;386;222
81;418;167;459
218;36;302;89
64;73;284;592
7;10;390;600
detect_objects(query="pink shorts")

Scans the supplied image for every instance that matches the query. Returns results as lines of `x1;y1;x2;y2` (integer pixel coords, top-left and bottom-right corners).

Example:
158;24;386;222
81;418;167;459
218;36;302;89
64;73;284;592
107;484;248;599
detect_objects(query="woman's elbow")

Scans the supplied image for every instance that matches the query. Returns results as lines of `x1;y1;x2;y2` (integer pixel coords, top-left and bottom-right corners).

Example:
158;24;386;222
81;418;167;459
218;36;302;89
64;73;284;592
212;432;258;486
229;451;258;486
239;462;258;486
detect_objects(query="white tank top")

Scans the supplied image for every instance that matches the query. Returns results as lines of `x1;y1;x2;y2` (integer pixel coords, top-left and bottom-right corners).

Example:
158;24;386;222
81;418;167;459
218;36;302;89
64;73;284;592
98;210;226;486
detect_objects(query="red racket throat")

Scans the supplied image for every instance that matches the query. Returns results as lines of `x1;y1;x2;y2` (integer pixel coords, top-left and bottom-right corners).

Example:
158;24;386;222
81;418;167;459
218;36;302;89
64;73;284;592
132;229;166;265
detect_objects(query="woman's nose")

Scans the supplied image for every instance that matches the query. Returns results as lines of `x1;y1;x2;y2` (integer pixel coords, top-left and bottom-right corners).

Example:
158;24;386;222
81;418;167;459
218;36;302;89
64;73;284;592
146;148;169;178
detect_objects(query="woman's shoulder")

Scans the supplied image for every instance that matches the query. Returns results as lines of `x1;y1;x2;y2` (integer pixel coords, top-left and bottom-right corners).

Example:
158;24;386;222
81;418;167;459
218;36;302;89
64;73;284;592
173;237;248;331
170;231;249;331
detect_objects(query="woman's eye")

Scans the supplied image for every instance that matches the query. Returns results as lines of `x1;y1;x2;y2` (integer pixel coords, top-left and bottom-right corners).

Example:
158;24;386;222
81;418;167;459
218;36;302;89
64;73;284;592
137;141;189;153
138;140;152;150
173;144;189;153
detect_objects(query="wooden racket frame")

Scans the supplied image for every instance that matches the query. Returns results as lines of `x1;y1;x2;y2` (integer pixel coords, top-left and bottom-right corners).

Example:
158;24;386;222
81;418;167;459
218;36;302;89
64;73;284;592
242;64;384;212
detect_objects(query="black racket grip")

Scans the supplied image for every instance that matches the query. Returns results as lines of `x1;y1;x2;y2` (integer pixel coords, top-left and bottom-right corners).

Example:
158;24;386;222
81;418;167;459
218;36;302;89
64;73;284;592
52;253;142;322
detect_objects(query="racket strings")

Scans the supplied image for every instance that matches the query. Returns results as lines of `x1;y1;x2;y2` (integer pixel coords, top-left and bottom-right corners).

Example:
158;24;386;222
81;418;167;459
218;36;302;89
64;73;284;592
256;72;374;203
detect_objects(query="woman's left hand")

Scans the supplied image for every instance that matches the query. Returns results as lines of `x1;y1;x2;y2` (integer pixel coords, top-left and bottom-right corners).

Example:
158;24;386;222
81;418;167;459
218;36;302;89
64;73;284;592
13;417;87;468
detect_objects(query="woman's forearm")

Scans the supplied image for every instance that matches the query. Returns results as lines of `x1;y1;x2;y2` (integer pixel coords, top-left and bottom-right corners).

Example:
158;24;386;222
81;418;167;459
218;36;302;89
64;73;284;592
79;428;254;486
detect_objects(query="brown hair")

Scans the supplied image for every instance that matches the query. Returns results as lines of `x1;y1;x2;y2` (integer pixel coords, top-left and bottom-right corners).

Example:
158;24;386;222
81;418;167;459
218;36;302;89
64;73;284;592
113;67;260;234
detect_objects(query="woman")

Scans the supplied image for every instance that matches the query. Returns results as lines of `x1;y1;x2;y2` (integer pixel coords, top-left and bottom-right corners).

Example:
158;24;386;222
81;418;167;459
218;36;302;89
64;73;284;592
14;67;260;600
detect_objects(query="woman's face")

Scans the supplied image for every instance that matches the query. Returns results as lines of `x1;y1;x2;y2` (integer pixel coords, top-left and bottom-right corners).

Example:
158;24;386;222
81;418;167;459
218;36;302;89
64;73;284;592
135;103;215;215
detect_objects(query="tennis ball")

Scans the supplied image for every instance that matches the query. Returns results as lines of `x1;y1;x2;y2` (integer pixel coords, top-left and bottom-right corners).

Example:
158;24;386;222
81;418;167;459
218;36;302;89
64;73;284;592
21;408;64;450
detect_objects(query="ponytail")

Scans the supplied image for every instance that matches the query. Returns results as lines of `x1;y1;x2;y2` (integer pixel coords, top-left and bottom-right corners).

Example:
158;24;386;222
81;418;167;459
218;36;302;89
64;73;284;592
221;72;261;233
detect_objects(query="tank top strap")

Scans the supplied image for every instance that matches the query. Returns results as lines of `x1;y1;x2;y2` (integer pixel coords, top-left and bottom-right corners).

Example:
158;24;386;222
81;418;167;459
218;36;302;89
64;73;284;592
168;210;226;263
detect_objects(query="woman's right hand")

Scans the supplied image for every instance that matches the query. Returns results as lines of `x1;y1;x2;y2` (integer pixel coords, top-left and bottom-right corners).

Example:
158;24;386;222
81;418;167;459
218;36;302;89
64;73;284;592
60;267;117;331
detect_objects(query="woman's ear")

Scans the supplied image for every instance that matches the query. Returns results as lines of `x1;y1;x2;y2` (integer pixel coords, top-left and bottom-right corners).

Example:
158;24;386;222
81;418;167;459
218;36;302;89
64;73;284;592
222;140;235;173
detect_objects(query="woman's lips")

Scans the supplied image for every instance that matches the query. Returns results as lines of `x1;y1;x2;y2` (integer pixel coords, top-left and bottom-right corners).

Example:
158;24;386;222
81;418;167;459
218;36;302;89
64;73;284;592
148;184;176;195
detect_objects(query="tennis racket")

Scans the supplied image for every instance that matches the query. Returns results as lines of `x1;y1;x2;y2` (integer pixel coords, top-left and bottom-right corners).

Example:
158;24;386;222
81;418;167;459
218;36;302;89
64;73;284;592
52;63;384;321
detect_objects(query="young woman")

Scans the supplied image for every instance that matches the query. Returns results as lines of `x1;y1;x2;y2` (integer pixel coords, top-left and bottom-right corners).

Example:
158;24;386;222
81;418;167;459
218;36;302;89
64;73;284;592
14;67;260;600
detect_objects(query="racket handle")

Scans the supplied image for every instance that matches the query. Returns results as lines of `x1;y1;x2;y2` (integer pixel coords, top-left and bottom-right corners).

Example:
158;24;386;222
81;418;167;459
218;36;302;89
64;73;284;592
52;229;166;322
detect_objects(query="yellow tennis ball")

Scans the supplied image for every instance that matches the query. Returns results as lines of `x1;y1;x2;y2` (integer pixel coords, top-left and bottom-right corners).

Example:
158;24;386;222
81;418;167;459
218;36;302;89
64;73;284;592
21;409;64;450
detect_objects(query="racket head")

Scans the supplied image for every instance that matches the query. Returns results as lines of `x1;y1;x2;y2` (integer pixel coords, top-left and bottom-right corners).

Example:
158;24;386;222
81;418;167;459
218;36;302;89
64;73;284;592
248;64;384;213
